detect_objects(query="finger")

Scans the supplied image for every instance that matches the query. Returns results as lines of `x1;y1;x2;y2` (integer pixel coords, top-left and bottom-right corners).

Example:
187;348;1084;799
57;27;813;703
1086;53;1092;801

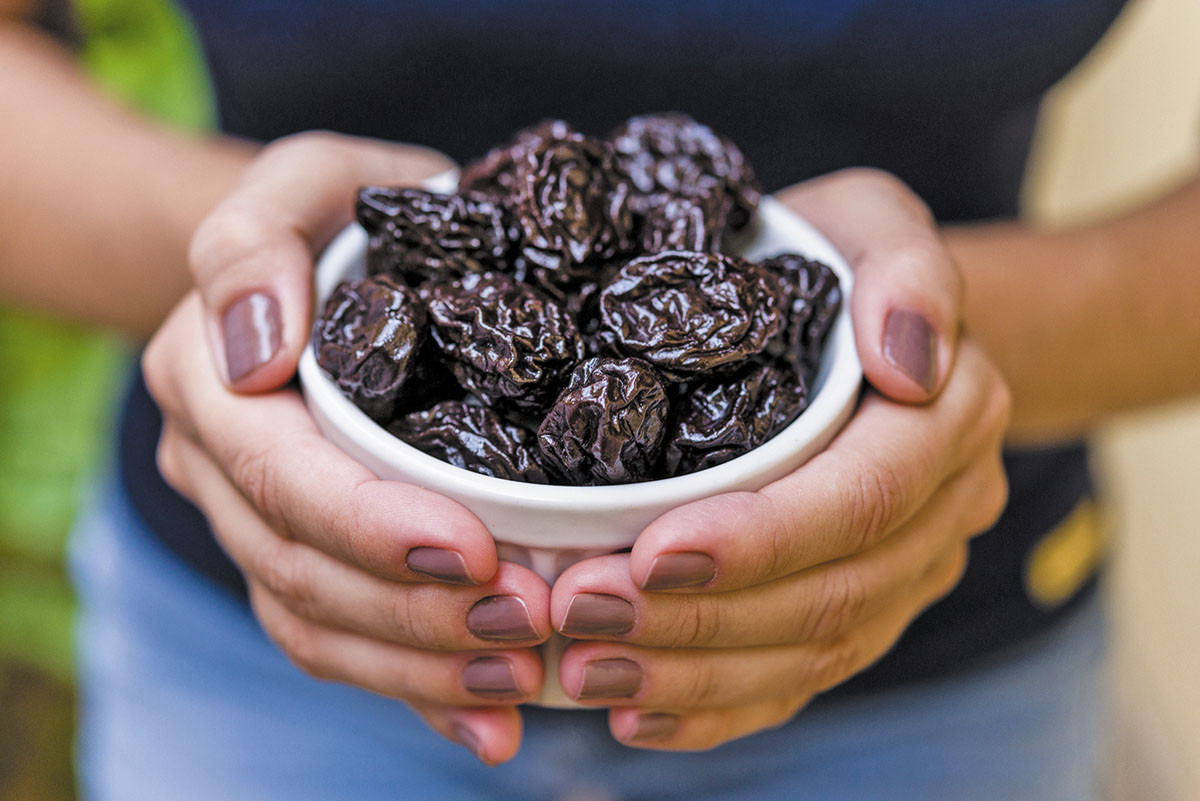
410;701;524;766
555;456;993;650
777;167;963;402
146;295;500;585
187;132;454;391
169;430;550;649
629;339;1010;592
250;583;545;707
608;697;807;752
559;544;970;709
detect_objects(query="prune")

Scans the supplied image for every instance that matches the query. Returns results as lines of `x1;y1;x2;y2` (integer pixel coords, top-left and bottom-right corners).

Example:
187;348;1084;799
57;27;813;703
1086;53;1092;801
599;251;783;380
511;134;634;290
423;271;584;411
664;359;809;475
760;253;842;374
389;401;551;483
459;119;582;201
609;112;761;230
537;357;669;484
637;192;727;253
312;275;426;422
356;187;513;285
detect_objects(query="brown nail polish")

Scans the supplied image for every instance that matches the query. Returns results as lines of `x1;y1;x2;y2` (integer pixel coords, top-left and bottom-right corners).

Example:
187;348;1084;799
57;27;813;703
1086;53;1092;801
452;723;483;760
883;308;937;393
642;552;716;590
406;547;474;585
630;712;679;743
561;593;635;637
578;658;643;700
462;657;522;700
467;595;538;641
223;291;282;383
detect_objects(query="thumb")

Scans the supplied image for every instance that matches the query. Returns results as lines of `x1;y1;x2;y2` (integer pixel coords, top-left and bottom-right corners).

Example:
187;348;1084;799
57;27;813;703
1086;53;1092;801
778;168;962;403
187;131;455;392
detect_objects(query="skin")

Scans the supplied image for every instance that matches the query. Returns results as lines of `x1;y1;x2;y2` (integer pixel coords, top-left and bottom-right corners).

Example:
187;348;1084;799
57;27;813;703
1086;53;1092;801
6;8;1200;766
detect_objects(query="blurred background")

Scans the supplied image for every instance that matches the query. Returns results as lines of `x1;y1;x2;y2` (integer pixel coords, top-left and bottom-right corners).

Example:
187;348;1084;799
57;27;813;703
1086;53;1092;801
1;0;1198;798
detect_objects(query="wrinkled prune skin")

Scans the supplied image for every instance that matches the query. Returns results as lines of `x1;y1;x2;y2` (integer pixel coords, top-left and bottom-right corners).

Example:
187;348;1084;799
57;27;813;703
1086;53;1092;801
312;276;426;422
459;119;582;201
637;191;727;254
356;187;513;285
599;251;783;380
760;253;843;374
609;112;761;230
537;357;669;485
511;134;635;291
389;401;551;483
664;359;809;475
423;271;585;411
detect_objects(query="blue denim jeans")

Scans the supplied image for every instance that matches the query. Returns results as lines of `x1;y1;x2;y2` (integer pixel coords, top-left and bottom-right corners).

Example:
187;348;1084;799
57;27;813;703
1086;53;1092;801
71;477;1107;801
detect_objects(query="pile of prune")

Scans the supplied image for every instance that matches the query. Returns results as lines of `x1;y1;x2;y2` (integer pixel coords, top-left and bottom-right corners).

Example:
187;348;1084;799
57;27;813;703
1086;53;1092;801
314;113;842;485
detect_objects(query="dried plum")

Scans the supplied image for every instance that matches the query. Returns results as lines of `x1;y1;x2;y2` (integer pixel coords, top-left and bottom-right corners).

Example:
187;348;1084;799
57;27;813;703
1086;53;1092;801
637;192;727;253
459;119;582;201
537;357;669;484
599;251;783;380
357;187;513;285
511;134;634;290
609;112;760;230
760;253;842;374
312;276;426;422
389;401;551;483
423;271;584;411
664;359;809;475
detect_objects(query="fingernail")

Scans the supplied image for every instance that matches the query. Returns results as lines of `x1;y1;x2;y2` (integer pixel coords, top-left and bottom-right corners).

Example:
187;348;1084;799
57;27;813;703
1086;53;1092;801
883;308;937;393
642;552;716;590
630;712;679;743
463;657;522;700
467;595;538;641
223;291;282;383
452;723;484;760
578;658;643;700
561;593;635;637
406;547;474;585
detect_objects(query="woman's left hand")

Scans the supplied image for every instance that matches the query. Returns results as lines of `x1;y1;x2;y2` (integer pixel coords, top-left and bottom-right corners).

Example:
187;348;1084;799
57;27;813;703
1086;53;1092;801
550;169;1012;750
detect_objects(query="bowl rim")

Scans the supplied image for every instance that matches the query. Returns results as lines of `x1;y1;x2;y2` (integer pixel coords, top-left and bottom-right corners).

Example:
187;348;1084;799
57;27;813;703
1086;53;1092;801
297;194;861;512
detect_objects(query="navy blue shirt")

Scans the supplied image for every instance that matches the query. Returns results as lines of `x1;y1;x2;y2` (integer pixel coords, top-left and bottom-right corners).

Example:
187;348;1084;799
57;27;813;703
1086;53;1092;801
120;0;1127;694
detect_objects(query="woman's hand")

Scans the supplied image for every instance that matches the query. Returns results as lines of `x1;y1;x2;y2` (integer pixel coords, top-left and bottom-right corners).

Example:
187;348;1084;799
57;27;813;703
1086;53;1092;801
144;132;550;765
549;169;1012;750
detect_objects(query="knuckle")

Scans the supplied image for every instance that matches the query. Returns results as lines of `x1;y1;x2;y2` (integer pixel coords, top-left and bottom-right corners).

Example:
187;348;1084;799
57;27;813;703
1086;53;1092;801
257;541;311;608
809;637;864;693
229;442;284;526
154;431;186;494
665;597;721;648
941;545;970;595
675;660;722;708
188;203;264;285
329;479;376;569
804;568;869;641
258;601;328;679
388;590;437;649
839;456;906;552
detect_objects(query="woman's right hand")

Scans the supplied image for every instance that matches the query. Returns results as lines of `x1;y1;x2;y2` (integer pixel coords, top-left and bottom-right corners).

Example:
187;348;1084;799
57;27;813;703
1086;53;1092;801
143;132;549;765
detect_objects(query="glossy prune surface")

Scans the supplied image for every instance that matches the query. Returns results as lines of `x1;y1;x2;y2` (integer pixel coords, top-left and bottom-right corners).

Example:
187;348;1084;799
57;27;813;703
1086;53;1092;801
663;359;809;476
357;187;513;285
599;251;783;380
609;112;761;230
423;271;584;411
510;133;634;290
537;357;669;485
312;275;426;422
389;401;551;483
760;253;843;374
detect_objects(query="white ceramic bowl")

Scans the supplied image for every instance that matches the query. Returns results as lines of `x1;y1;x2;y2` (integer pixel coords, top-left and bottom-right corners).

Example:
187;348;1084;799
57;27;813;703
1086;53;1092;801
298;187;861;705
